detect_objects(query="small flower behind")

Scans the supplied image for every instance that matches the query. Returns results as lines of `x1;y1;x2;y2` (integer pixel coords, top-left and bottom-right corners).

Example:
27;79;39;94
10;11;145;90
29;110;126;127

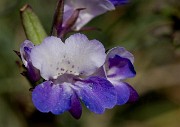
51;0;129;39
63;0;129;30
103;47;138;105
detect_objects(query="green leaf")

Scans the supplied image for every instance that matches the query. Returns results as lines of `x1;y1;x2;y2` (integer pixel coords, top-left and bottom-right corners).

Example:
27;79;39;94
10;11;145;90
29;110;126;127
20;4;47;45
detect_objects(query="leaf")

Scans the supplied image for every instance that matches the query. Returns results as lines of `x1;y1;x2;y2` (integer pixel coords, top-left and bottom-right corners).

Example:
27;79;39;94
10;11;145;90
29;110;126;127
20;4;47;45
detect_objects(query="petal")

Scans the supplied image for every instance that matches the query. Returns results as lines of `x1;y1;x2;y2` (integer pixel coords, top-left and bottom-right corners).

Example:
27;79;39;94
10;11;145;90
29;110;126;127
64;33;106;76
109;0;129;6
113;82;130;105
32;81;73;115
30;36;65;80
64;0;115;30
31;34;106;80
63;5;74;27
26;62;40;83
109;81;138;105
106;47;134;64
20;40;40;82
74;76;117;114
69;93;82;119
107;55;136;80
20;40;34;67
126;84;139;103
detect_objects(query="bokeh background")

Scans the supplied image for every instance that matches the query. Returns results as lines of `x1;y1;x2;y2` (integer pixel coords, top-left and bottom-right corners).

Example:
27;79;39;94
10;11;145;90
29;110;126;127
0;0;180;127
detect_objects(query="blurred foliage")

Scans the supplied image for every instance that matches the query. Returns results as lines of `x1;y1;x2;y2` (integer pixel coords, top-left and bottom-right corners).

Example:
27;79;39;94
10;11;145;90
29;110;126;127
20;4;47;45
0;0;180;127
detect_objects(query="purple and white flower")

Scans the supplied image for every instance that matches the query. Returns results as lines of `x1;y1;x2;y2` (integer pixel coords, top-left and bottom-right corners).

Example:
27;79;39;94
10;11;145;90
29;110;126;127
102;47;139;105
20;33;138;119
20;40;40;82
20;33;118;119
63;0;128;30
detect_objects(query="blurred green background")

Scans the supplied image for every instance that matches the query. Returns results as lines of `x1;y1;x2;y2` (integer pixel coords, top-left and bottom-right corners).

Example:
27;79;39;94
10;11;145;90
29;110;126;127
0;0;180;127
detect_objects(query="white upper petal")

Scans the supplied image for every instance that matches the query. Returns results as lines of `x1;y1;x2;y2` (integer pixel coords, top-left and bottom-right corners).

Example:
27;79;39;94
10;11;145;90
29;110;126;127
30;37;65;80
30;34;106;80
64;33;106;76
64;0;115;30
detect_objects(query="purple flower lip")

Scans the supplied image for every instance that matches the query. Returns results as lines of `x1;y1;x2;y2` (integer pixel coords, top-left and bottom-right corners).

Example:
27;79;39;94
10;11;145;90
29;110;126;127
32;76;117;119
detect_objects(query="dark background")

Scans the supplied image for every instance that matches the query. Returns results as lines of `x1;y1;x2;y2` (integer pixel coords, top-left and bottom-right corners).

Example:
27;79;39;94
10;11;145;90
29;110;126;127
0;0;180;127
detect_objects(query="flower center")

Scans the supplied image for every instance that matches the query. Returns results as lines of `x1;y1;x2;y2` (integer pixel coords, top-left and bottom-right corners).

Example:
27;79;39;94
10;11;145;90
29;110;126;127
53;74;78;85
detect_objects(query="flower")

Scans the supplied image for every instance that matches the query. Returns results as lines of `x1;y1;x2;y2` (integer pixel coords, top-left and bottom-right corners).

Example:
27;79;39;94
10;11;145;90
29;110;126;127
63;0;128;30
20;40;40;82
20;33;117;119
98;47;139;105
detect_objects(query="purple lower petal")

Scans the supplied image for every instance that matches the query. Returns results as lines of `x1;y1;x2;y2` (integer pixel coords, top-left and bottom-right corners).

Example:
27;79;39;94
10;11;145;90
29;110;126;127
32;81;56;113
126;84;139;103
74;76;117;114
69;93;82;119
32;81;72;115
114;82;130;105
113;82;138;105
107;55;136;80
